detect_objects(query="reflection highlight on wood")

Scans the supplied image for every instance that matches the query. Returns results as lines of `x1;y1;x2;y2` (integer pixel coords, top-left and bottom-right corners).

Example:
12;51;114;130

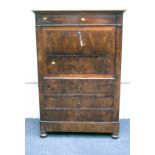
44;74;114;79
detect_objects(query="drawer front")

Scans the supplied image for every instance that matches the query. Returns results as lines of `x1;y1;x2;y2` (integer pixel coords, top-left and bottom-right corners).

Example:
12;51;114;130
44;109;113;122
43;79;114;94
44;96;113;108
46;56;113;75
36;14;116;26
42;27;115;54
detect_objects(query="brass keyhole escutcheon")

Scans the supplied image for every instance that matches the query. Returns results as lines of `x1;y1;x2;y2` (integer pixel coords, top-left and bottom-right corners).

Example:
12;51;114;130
51;61;56;65
43;17;47;20
81;17;86;21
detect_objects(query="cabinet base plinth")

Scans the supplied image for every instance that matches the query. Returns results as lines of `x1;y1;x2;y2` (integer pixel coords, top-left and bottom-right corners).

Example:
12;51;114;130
40;121;119;137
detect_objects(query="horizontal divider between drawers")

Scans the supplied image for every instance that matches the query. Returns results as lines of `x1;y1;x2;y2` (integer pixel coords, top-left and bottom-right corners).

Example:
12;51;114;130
36;24;122;27
43;77;115;80
46;54;107;57
44;107;114;110
40;120;118;123
43;93;113;97
43;75;115;80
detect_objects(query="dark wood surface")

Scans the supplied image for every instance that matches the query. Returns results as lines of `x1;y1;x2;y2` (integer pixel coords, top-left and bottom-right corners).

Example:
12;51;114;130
42;27;115;53
44;95;113;108
36;14;116;26
34;11;124;137
46;56;114;75
40;121;119;134
43;109;113;122
43;79;114;94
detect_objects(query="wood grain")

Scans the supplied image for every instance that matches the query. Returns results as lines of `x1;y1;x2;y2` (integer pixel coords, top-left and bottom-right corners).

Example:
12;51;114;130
36;14;116;26
34;11;124;136
40;121;119;133
43;79;114;94
113;21;123;122
44;95;113;108
42;27;115;53
36;27;45;119
43;74;114;79
46;56;114;75
43;109;113;122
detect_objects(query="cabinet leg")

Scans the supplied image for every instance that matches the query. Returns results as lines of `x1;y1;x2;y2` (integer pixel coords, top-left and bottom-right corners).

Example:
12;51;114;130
111;133;119;139
40;131;48;138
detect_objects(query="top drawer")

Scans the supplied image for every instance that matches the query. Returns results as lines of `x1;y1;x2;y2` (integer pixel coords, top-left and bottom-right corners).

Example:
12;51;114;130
36;14;116;26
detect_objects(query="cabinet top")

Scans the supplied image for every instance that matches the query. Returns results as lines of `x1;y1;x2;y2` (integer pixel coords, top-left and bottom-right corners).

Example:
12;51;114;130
34;10;125;26
33;10;125;15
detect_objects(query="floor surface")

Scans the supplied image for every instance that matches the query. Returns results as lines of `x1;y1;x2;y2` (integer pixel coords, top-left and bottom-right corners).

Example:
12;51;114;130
25;119;130;155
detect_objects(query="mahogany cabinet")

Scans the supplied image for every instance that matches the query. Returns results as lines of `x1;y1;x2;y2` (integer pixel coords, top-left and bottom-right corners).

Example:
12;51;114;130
33;11;124;138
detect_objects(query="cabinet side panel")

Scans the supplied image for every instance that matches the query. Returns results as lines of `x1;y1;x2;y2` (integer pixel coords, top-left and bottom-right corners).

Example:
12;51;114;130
36;27;45;120
113;21;123;122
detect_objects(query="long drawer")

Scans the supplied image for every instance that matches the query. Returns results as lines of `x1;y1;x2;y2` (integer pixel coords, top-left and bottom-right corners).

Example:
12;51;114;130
43;109;113;122
44;95;113;108
43;79;114;94
36;13;116;26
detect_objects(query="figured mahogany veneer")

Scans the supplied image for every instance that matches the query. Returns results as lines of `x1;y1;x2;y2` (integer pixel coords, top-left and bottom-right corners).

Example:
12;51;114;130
33;10;124;138
36;14;117;26
43;27;115;53
43;79;114;94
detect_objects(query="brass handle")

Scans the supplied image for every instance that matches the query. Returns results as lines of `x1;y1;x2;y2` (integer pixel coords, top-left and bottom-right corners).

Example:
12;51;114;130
77;114;81;117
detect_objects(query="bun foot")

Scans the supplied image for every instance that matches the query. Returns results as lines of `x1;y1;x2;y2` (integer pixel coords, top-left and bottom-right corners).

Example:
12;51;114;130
40;131;48;138
111;133;119;139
